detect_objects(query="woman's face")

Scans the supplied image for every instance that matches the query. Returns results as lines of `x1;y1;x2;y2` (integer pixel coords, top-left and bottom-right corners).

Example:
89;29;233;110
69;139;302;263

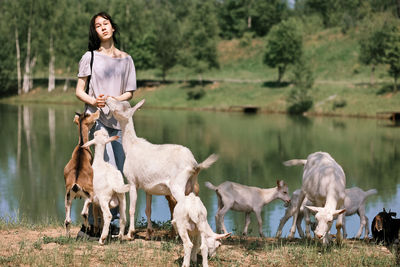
94;16;114;42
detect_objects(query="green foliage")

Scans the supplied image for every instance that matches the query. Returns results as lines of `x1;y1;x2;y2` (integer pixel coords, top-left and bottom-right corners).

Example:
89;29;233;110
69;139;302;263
153;4;181;80
239;32;254;47
187;87;206;100
287;57;314;115
251;0;288;37
264;18;303;83
382;23;400;92
217;0;249;39
180;0;219;76
359;16;400;91
332;98;347;109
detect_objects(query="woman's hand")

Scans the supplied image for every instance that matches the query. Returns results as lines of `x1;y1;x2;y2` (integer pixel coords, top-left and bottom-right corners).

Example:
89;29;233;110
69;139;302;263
95;94;108;108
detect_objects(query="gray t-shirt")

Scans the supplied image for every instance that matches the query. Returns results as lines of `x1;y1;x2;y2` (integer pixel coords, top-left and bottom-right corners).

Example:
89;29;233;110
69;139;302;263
78;51;136;129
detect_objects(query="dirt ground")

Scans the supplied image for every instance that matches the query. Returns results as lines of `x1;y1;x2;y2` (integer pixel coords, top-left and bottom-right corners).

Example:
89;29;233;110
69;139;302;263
0;225;397;266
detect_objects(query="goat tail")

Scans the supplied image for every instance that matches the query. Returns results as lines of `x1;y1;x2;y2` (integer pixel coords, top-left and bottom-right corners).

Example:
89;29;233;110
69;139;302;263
114;184;130;194
196;154;219;170
205;181;217;191
365;189;378;198
283;159;307;166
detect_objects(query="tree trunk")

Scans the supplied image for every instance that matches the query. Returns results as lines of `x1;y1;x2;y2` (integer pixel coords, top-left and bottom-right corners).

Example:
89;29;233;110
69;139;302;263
247;16;252;29
22;26;31;94
29;56;37;91
48;36;55;92
63;67;71;91
15;27;22;95
370;64;375;85
277;65;285;84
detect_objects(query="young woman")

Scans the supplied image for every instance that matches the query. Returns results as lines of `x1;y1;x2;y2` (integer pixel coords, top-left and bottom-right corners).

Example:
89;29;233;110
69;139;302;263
75;12;136;236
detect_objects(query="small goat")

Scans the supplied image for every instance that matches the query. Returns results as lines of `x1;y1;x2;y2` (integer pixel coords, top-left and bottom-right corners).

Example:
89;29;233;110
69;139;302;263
82;128;130;245
372;208;400;245
172;193;230;267
284;152;346;245
275;187;377;239
205;180;290;237
275;189;310;239
105;98;218;239
63;110;99;236
342;187;377;239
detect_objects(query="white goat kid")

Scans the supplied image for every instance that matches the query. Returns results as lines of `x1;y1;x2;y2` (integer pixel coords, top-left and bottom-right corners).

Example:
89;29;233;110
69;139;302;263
105;98;218;239
172;193;230;267
275;189;311;238
284;152;346;245
276;187;377;239
205;180;291;237
82;128;130;245
342;187;377;239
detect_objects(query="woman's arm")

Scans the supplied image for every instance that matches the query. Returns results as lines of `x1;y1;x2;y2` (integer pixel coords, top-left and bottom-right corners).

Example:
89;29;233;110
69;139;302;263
76;77;96;106
114;91;133;102
76;77;110;108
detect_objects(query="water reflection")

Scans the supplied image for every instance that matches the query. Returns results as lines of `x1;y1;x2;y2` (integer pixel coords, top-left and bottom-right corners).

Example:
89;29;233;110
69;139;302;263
0;103;399;238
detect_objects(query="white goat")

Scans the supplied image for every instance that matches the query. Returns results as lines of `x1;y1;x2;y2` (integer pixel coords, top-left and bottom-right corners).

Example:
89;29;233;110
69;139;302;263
82;128;130;245
276;187;377;239
205;180;291;237
105;98;218;239
172;193;230;267
284;151;346;245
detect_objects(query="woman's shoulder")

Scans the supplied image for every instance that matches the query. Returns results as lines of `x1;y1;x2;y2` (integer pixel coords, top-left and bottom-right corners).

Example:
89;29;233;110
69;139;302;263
79;51;92;65
115;49;130;59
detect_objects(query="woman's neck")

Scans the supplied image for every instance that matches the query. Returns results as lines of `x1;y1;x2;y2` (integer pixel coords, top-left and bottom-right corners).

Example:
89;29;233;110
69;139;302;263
98;40;116;57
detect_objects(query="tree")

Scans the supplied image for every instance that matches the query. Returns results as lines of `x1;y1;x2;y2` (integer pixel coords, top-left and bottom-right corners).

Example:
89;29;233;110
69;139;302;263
153;5;181;81
359;16;400;91
180;0;219;82
251;0;288;37
358;15;387;84
382;22;400;92
217;0;248;39
264;18;303;84
287;56;314;114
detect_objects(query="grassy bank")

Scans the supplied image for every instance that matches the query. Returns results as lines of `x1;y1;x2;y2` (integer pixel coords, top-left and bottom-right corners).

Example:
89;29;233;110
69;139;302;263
0;222;397;267
2;79;399;119
1;27;399;118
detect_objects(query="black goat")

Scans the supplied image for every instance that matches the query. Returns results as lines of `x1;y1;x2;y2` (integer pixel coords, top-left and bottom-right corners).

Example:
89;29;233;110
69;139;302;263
371;208;400;245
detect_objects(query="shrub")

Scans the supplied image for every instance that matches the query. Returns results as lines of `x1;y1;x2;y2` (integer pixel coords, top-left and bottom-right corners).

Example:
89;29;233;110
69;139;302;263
287;56;314;115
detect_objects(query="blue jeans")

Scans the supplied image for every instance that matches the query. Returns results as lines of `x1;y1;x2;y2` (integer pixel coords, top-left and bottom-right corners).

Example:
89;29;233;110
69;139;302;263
88;120;125;228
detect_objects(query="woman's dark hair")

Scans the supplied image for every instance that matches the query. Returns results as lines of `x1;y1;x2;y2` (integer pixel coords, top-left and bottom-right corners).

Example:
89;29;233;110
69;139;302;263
88;12;119;51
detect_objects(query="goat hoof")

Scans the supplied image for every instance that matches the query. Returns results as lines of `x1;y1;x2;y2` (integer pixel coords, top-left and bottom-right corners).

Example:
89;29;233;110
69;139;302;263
145;229;154;240
127;231;136;240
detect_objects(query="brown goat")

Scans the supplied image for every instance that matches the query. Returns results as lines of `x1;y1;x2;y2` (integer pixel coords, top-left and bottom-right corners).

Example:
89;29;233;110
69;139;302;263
63;111;99;236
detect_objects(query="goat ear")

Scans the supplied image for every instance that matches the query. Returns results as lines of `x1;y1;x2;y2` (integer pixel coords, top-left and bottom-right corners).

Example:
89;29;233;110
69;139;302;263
131;99;145;113
305;206;322;213
333;209;346;216
73;115;80;125
215;232;231;240
276;180;280;188
82;139;95;148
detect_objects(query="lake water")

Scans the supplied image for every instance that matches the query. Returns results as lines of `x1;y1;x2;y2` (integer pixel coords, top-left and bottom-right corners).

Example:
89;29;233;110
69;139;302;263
0;103;399;238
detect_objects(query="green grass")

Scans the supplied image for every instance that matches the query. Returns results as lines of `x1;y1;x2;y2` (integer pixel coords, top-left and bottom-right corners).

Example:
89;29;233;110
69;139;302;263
0;223;396;266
